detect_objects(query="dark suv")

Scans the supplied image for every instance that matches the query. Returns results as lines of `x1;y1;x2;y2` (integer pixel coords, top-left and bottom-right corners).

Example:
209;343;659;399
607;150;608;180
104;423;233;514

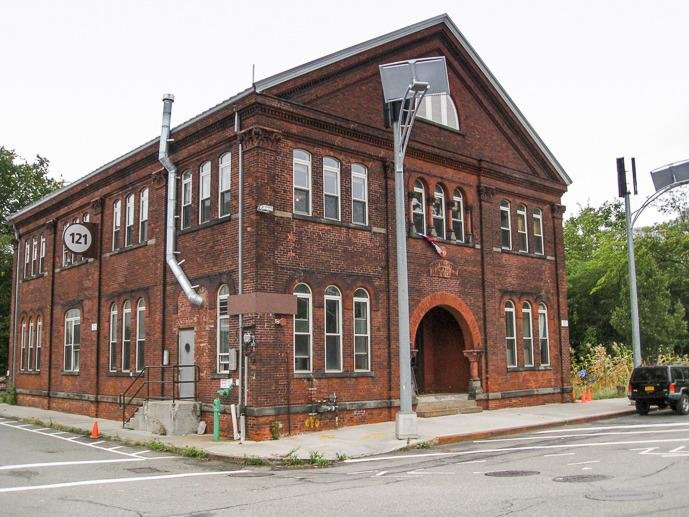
628;365;689;415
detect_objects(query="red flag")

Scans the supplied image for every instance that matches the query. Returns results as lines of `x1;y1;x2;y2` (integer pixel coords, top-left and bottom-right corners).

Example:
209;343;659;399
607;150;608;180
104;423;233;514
422;234;447;257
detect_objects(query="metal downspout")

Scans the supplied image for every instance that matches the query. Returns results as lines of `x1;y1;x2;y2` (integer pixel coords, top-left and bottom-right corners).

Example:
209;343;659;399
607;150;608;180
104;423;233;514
11;227;21;384
236;111;246;441
158;94;203;307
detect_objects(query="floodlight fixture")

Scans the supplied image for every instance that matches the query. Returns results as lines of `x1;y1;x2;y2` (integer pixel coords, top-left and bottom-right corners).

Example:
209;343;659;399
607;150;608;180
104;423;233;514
379;57;449;103
651;160;689;192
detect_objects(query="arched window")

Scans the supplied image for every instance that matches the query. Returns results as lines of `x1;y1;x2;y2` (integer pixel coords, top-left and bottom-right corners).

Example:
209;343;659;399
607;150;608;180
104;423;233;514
353;289;370;371
139;188;149;243
293;283;312;372
533;208;544;255
20;320;27;371
219;153;231;218
27;318;34;371
125;194;134;246
36;316;42;372
136;299;146;372
417;94;459;130
217;285;230;373
539;303;550;366
181;171;192;229
500;200;511;250
323;157;340;220
112;199;121;251
324;285;342;371
411;180;426;235
122;301;131;372
199;161;211;224
451;189;464;242
351;164;368;225
522;302;534;367
64;308;81;372
109;303;117;372
432;185;446;239
517;204;528;253
505;301;516;367
293;150;311;215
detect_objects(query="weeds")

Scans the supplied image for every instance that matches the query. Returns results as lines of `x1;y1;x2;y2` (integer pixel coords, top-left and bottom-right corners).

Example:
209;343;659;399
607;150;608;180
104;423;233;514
243;455;268;466
335;452;349;462
308;450;330;467
281;448;305;466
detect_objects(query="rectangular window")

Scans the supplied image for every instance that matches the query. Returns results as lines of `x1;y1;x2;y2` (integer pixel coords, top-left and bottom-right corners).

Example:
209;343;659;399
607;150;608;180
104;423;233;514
500;201;511;250
125;195;134;246
20;322;26;370
39;235;46;273
122;303;131;371
217;289;230;373
412;184;426;235
354;294;370;371
432;189;446;239
323;158;340;220
31;237;38;276
219;154;231;218
294;288;312;372
517;205;528;253
181;172;192;229
523;304;534;367
24;240;30;278
451;193;464;242
539;305;550;366
109;307;117;372
112;200;121;251
351;164;368;225
36;318;42;371
293;150;311;215
64;309;80;372
136;302;145;372
533;209;544;255
27;320;34;371
139;188;149;243
199;162;211;223
505;304;516;367
325;292;342;371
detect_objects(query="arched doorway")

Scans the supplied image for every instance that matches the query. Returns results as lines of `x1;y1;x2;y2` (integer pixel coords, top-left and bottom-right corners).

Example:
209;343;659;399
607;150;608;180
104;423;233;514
413;307;468;393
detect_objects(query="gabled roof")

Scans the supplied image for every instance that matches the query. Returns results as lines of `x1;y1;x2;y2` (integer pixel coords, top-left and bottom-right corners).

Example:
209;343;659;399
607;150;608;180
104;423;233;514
10;14;569;223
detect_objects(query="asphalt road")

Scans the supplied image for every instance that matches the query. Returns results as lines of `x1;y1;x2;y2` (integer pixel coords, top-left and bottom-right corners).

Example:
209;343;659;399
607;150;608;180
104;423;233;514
2;411;689;516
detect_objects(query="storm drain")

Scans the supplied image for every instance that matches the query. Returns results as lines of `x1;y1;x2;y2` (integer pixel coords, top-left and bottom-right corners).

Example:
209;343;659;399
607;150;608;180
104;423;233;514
484;470;539;477
553;474;612;483
126;467;166;474
586;491;661;502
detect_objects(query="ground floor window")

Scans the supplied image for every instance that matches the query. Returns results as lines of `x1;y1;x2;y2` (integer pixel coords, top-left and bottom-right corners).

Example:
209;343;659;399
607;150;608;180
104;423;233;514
64;309;81;372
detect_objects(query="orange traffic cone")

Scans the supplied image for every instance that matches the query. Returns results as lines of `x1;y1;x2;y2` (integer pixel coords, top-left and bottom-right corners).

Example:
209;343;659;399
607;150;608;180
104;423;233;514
90;420;100;439
581;388;590;403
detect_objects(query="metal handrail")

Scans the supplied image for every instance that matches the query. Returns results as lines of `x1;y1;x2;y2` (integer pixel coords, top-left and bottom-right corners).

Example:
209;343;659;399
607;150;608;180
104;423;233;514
119;364;200;427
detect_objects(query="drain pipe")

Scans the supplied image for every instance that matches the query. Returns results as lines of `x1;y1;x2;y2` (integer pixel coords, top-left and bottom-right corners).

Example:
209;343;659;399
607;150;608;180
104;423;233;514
11;227;21;384
158;94;203;307
235;110;246;442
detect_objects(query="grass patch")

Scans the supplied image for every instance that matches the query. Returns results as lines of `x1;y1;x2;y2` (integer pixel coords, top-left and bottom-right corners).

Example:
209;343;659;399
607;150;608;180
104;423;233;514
308;450;330;467
281;448;305;466
335;452;350;462
145;439;207;458
243;455;269;466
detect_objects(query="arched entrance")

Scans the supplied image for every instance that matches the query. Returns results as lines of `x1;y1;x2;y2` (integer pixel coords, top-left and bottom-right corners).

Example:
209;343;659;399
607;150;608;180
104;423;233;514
413;307;468;393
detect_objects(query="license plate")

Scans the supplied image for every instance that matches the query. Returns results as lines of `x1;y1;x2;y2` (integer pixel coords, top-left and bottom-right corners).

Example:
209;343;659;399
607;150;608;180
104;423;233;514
645;386;655;392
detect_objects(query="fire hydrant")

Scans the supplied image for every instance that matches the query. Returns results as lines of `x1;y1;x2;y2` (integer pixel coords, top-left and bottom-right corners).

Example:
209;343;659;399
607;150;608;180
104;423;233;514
214;386;233;442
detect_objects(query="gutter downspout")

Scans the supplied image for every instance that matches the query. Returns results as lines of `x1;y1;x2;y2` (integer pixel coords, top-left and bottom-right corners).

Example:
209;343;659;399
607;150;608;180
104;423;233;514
158;94;203;307
236;110;246;441
11;227;21;385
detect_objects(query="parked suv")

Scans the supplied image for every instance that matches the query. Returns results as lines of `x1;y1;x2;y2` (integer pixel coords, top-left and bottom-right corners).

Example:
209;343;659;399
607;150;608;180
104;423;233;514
628;365;689;415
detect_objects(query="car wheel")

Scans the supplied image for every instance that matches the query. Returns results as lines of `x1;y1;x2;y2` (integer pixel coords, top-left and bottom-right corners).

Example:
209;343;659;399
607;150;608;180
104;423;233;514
674;393;689;415
636;401;650;415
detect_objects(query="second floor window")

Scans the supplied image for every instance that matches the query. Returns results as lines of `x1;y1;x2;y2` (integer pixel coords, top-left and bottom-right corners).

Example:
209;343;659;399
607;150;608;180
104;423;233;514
533;208;544;255
39;234;46;273
31;237;38;276
323;157;340;220
219;153;231;218
451;188;464;242
181;171;192;229
125;194;134;246
517;204;528;253
351;163;368;225
139;188;149;243
293;150;311;215
112;200;121;250
500;200;511;250
64;309;80;372
411;180;426;235
199;161;211;224
432;185;446;239
24;240;30;277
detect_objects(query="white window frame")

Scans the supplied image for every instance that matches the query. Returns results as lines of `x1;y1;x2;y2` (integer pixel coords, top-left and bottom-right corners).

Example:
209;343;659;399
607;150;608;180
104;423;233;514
539;303;550;366
219;153;231;218
432;185;446;239
411;180;426;235
24;240;30;278
135;299;146;372
36;316;42;371
451;188;465;242
199;161;211;224
20;321;26;371
293;283;312;373
522;302;534;367
418;93;460;130
31;237;38;276
27;318;34;371
39;234;46;273
505;301;517;368
217;285;230;373
109;304;117;372
125;194;134;246
139;188;149;243
181;170;192;229
122;301;131;372
353;288;371;372
351;163;368;226
293;149;312;215
324;286;343;372
323;157;341;221
112;200;121;251
533;208;544;255
517;204;528;253
64;309;80;372
500;200;512;250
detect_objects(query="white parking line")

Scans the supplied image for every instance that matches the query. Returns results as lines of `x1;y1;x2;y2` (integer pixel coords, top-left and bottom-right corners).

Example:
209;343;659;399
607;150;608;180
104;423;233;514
374;471;387;477
567;460;600;466
475;427;689;443
670;446;686;453
0;458;150;470
456;459;486;464
536;422;689;434
544;453;575;457
0;470;251;493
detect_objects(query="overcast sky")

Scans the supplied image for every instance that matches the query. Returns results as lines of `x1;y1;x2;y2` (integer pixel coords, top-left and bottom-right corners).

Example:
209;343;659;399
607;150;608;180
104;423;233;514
2;0;688;225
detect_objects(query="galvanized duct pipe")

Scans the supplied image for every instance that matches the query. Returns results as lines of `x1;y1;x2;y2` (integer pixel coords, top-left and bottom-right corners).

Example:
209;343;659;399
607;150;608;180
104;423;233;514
159;94;203;307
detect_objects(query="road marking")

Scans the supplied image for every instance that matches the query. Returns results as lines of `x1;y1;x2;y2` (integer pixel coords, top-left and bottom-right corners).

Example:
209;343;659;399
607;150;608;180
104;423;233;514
0;470;251;493
536;422;689;434
631;446;689;457
0;458;151;470
34;428;51;432
374;471;387;477
475;428;689;443
582;467;593;470
106;446;123;450
407;470;453;475
456;459;486;464
14;424;33;428
670;446;686;453
345;437;689;464
90;440;105;445
544;453;575;457
50;431;68;435
567;460;600;466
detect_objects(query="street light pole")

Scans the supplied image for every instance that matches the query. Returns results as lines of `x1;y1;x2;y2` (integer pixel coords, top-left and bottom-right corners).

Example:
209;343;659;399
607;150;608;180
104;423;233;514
623;189;642;367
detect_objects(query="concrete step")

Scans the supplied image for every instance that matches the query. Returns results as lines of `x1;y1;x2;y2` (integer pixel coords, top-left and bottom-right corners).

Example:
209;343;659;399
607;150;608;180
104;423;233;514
415;393;482;418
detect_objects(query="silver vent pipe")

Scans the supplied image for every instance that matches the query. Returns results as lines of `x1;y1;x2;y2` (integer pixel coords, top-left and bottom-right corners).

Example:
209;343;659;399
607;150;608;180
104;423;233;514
159;94;203;307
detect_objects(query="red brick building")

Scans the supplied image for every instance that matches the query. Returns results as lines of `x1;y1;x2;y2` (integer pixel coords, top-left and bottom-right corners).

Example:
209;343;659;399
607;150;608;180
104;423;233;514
7;15;572;440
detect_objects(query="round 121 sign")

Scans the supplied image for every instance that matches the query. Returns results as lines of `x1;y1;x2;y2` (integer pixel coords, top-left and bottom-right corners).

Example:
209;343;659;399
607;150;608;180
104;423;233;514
63;222;98;258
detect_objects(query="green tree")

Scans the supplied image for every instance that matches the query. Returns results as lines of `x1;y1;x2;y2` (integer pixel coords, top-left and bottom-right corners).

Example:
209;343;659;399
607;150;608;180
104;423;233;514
0;147;63;374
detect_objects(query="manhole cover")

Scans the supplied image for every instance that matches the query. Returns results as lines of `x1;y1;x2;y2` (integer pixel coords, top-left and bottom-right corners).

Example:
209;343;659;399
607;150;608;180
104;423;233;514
127;467;165;474
485;470;540;477
230;472;273;477
553;475;612;483
586;491;661;502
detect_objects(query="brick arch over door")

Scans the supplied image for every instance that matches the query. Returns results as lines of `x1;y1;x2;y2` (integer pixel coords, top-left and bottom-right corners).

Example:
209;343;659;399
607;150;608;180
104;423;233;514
409;292;481;351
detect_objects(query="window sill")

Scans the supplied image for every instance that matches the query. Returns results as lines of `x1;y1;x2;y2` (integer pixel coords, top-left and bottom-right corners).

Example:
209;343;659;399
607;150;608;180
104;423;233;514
409;233;478;249
294;371;375;379
106;371;140;377
507;365;552;372
106;240;153;258
56;258;94;272
292;213;372;232
62;371;80;376
495;248;548;260
211;372;234;379
21;272;49;282
18;370;41;375
179;215;235;236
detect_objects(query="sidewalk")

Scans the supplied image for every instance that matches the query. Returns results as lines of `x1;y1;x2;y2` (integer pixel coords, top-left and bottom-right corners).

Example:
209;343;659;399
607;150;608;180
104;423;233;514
0;398;635;462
